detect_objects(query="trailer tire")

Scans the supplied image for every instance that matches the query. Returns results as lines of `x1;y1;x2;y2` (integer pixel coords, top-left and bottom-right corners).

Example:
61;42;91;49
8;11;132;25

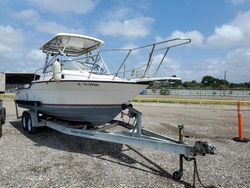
1;108;6;124
26;113;36;134
21;111;28;131
0;117;2;137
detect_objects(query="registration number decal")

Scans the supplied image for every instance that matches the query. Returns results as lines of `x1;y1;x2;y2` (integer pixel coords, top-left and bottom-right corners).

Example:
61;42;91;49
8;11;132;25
77;82;99;87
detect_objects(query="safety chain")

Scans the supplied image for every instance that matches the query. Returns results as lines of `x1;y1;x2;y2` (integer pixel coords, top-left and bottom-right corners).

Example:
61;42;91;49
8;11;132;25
192;158;216;188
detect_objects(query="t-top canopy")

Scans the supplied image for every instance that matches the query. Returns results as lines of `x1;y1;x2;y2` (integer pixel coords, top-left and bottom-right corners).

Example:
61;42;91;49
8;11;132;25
40;33;104;55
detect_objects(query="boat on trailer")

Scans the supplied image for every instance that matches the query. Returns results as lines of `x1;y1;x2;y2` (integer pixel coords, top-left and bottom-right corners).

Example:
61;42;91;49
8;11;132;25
15;33;190;126
14;33;215;182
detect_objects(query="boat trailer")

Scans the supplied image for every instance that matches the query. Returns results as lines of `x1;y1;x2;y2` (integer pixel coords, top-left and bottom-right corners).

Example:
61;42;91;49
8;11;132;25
16;103;215;182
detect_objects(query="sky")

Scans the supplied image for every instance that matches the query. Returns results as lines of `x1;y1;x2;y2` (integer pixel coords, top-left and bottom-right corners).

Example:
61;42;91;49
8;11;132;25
0;0;250;83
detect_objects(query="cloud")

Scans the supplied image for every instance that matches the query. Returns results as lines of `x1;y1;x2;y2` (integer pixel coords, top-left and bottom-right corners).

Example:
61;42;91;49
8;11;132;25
232;10;250;36
207;10;250;48
200;9;250;82
207;25;243;47
96;16;154;38
18;9;40;22
105;7;132;21
28;0;97;14
145;46;250;82
26;49;44;63
128;52;180;77
156;57;226;82
150;54;179;76
225;48;250;72
35;21;76;35
157;10;250;50
121;43;137;49
16;9;85;34
0;25;38;72
156;30;204;47
0;25;25;59
175;48;250;82
201;48;250;82
119;43;140;55
170;31;204;46
96;6;154;39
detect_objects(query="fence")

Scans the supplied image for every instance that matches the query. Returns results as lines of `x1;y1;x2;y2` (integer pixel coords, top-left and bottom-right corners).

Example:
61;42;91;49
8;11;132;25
1;93;250;106
143;89;250;97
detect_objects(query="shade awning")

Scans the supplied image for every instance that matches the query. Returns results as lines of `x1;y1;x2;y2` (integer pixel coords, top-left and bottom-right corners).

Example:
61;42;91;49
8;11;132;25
40;33;104;55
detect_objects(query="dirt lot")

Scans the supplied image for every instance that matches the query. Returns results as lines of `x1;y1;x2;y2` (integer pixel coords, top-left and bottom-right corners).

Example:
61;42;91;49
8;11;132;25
0;101;250;187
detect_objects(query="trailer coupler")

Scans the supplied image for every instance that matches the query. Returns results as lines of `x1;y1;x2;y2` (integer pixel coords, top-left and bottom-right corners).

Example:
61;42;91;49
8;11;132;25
193;141;215;156
172;124;215;181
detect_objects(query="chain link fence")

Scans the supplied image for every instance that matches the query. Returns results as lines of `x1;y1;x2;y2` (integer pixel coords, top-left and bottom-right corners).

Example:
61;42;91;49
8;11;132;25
142;89;250;97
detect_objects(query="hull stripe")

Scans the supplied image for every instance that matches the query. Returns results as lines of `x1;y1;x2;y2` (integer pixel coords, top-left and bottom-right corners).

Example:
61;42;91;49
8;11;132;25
32;80;148;85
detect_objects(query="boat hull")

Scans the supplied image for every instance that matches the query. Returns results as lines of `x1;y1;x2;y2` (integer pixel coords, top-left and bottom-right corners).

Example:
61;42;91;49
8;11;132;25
16;80;146;126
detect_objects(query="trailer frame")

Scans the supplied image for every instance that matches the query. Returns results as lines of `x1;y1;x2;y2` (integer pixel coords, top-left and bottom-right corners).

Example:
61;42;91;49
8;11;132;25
16;102;215;181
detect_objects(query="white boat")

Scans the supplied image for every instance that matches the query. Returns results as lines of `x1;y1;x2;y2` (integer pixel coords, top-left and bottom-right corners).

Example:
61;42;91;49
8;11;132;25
15;33;190;126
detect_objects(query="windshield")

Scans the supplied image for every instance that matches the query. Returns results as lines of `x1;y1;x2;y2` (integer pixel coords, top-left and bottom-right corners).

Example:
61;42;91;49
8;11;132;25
42;51;110;76
61;61;86;71
60;60;109;75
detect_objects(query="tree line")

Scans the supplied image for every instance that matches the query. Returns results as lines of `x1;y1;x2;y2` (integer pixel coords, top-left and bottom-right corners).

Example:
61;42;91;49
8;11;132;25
164;75;250;90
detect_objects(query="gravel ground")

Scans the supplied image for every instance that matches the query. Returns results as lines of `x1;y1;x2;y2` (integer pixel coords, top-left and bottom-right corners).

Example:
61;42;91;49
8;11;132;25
0;101;250;188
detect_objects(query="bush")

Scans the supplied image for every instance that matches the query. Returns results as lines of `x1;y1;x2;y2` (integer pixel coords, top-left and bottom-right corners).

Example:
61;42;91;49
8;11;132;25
160;87;170;95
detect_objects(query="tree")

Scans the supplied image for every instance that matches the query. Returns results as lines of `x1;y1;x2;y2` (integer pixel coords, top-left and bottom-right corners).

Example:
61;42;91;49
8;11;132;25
183;80;200;89
201;75;216;87
152;75;249;90
174;80;182;88
201;75;229;89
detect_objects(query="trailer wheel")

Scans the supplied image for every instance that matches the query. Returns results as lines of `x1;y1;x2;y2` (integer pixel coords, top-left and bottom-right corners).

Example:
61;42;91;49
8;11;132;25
26;113;36;134
1;108;6;124
21;111;28;131
0;117;2;137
